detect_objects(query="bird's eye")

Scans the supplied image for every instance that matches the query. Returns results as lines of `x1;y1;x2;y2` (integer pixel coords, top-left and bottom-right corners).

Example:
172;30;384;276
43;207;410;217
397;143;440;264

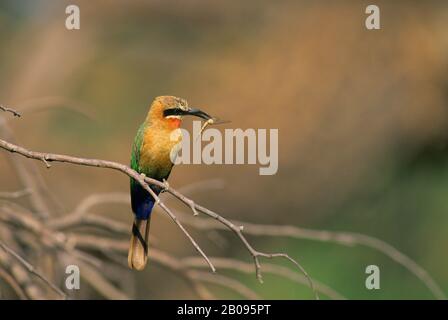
163;108;183;117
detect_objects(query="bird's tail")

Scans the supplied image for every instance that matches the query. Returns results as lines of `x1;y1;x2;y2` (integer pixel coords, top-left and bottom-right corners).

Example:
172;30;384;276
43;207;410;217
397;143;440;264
128;217;151;270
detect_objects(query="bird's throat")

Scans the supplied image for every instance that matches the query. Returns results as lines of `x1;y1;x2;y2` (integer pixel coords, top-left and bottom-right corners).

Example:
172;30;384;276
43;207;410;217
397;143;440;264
166;117;182;129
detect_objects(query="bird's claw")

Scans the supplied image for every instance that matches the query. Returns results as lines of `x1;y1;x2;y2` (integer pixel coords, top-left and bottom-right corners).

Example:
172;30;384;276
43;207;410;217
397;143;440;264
161;179;170;193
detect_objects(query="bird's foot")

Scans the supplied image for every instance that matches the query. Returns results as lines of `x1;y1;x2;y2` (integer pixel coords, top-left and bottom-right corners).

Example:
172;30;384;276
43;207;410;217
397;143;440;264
161;179;170;193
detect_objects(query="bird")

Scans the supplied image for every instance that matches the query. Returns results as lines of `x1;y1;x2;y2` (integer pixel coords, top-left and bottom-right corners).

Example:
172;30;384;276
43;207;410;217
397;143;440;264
128;95;213;270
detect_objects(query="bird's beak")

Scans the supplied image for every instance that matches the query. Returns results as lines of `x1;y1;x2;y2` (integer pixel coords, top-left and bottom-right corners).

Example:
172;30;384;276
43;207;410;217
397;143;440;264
184;108;213;120
163;107;214;120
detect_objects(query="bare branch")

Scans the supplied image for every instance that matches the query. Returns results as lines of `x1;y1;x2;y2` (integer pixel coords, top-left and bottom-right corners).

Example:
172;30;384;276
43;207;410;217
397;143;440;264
0;189;31;199
0;226;45;299
0;123;53;218
182;256;345;300
1;122;441;299
45;188;447;300
1;198;338;300
3;96;94;121
139;248;216;299
0;138;216;274
0;105;21;117
176;215;446;300
0;139;319;297
188;271;260;300
0;241;65;299
163;184;318;299
66;236;257;300
67;234;215;299
76;260;129;300
60;230;331;300
72;193;130;216
177;179;225;195
47;193;130;232
0;267;28;299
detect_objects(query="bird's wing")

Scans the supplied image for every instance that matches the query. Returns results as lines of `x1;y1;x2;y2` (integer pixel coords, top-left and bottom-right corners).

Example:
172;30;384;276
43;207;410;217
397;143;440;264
131;122;146;173
130;122;146;197
130;123;150;216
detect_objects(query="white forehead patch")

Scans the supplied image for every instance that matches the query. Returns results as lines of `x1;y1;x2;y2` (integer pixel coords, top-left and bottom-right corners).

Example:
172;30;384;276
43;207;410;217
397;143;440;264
176;98;188;111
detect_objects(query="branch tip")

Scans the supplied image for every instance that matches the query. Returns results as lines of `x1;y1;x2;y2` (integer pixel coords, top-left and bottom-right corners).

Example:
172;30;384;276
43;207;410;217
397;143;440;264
0;104;21;117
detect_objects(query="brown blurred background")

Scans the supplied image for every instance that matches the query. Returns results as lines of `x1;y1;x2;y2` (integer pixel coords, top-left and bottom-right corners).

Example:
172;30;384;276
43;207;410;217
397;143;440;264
1;0;448;299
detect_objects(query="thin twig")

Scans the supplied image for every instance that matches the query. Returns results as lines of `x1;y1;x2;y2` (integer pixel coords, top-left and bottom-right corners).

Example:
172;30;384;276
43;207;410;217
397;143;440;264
0;105;21;117
0;226;44;299
182;256;345;300
47;189;446;300
0;122;53;218
67;234;215;299
62;230;335;300
76;260;129;300
2;96;94;122
1;206;130;299
0;241;65;299
66;235;256;300
139;248;216;299
164;184;318;299
0;267;28;299
0;189;31;199
189;271;260;300
175;215;447;300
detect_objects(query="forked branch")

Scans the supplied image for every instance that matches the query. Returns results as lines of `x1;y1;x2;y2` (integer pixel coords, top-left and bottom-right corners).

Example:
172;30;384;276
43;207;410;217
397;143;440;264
0;137;318;299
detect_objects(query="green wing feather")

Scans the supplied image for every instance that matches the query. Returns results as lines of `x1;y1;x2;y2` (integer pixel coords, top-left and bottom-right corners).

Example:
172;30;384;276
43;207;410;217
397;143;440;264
130;123;146;189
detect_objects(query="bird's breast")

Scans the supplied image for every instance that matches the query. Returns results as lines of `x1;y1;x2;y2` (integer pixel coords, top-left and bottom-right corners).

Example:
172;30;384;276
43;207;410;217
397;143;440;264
139;126;183;176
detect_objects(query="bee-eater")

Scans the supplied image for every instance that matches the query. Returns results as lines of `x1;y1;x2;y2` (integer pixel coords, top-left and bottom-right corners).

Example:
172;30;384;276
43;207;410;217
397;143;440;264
128;96;213;270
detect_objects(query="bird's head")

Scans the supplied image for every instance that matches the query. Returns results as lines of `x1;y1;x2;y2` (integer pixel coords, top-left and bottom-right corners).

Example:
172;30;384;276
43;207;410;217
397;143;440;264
147;96;213;129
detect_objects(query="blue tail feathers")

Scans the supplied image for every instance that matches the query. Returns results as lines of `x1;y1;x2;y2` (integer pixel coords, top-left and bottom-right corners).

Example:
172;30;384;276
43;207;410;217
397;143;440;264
131;183;160;220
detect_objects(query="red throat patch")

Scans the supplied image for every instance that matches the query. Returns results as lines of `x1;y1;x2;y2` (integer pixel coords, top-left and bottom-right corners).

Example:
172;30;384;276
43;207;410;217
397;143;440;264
167;118;182;128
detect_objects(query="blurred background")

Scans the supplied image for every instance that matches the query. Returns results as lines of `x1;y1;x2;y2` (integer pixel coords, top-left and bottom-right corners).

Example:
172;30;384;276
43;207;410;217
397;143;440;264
0;0;448;299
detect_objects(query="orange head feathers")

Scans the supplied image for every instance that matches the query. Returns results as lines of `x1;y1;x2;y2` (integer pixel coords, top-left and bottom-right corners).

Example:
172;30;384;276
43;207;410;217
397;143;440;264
139;96;214;176
146;95;213;129
146;96;187;129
